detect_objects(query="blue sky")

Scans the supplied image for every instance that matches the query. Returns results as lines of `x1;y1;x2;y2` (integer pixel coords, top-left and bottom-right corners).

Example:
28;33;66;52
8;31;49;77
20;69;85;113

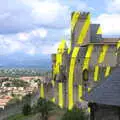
0;0;120;67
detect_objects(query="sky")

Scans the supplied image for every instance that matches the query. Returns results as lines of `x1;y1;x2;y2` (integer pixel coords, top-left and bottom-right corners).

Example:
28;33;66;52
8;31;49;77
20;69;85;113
0;0;120;67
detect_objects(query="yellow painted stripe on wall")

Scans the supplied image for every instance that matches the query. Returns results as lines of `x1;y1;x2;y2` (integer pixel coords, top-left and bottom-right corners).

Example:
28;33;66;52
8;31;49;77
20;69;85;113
93;45;109;81
55;40;67;107
105;66;111;77
51;80;55;86
78;45;94;100
50;40;67;106
51;80;55;103
69;12;80;54
53;64;56;76
94;65;99;81
51;97;55;103
68;47;71;54
116;40;120;56
88;87;91;92
56;54;60;74
98;45;109;64
68;47;80;110
117;40;120;49
71;12;80;32
78;85;83;102
96;26;102;34
77;14;91;45
58;83;63;108
55;54;61;74
56;40;67;74
71;47;80;57
83;44;94;70
40;83;44;98
68;14;91;109
58;40;66;53
88;107;91;113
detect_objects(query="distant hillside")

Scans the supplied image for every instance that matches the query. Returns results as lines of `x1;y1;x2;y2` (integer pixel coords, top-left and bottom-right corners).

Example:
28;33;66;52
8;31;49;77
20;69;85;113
0;52;51;70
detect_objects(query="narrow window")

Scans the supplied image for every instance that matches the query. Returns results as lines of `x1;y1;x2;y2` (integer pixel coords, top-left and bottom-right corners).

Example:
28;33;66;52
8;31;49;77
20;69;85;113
82;69;89;81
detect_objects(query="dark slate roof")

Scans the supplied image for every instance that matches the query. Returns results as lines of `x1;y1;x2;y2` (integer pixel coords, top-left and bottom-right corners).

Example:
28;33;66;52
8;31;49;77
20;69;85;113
90;24;102;43
84;67;120;106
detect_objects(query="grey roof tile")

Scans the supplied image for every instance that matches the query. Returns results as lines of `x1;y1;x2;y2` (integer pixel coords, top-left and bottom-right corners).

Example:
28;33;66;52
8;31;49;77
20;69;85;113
84;67;120;106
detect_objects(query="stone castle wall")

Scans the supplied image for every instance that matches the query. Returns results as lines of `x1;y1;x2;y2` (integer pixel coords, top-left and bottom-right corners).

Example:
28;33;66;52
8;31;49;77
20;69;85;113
39;12;120;111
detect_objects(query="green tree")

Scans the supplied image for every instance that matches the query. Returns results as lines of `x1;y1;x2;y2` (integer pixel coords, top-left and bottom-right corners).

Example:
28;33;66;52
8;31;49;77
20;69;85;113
22;104;31;116
4;82;11;87
35;98;54;120
61;106;88;120
23;93;31;105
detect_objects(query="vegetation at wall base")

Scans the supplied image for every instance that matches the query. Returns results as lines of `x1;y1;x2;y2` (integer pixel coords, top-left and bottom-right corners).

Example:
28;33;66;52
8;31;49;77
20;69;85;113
22;104;32;116
33;97;56;120
61;106;88;120
7;113;34;120
7;98;82;120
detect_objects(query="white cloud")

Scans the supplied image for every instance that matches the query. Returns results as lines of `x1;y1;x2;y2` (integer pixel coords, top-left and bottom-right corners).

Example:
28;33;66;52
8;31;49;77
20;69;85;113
27;47;36;55
66;40;70;47
20;0;91;29
31;0;62;23
93;13;120;35
0;27;63;55
31;28;48;38
17;28;47;42
0;0;92;56
0;12;10;19
18;33;29;41
76;1;91;11
63;28;71;40
21;0;70;28
41;42;60;54
41;39;71;55
0;0;91;35
0;38;22;55
64;28;70;36
9;41;21;52
107;0;120;12
0;0;71;34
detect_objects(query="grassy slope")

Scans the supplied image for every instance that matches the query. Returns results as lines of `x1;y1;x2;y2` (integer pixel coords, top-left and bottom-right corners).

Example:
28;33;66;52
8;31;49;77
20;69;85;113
7;114;34;120
7;109;64;120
